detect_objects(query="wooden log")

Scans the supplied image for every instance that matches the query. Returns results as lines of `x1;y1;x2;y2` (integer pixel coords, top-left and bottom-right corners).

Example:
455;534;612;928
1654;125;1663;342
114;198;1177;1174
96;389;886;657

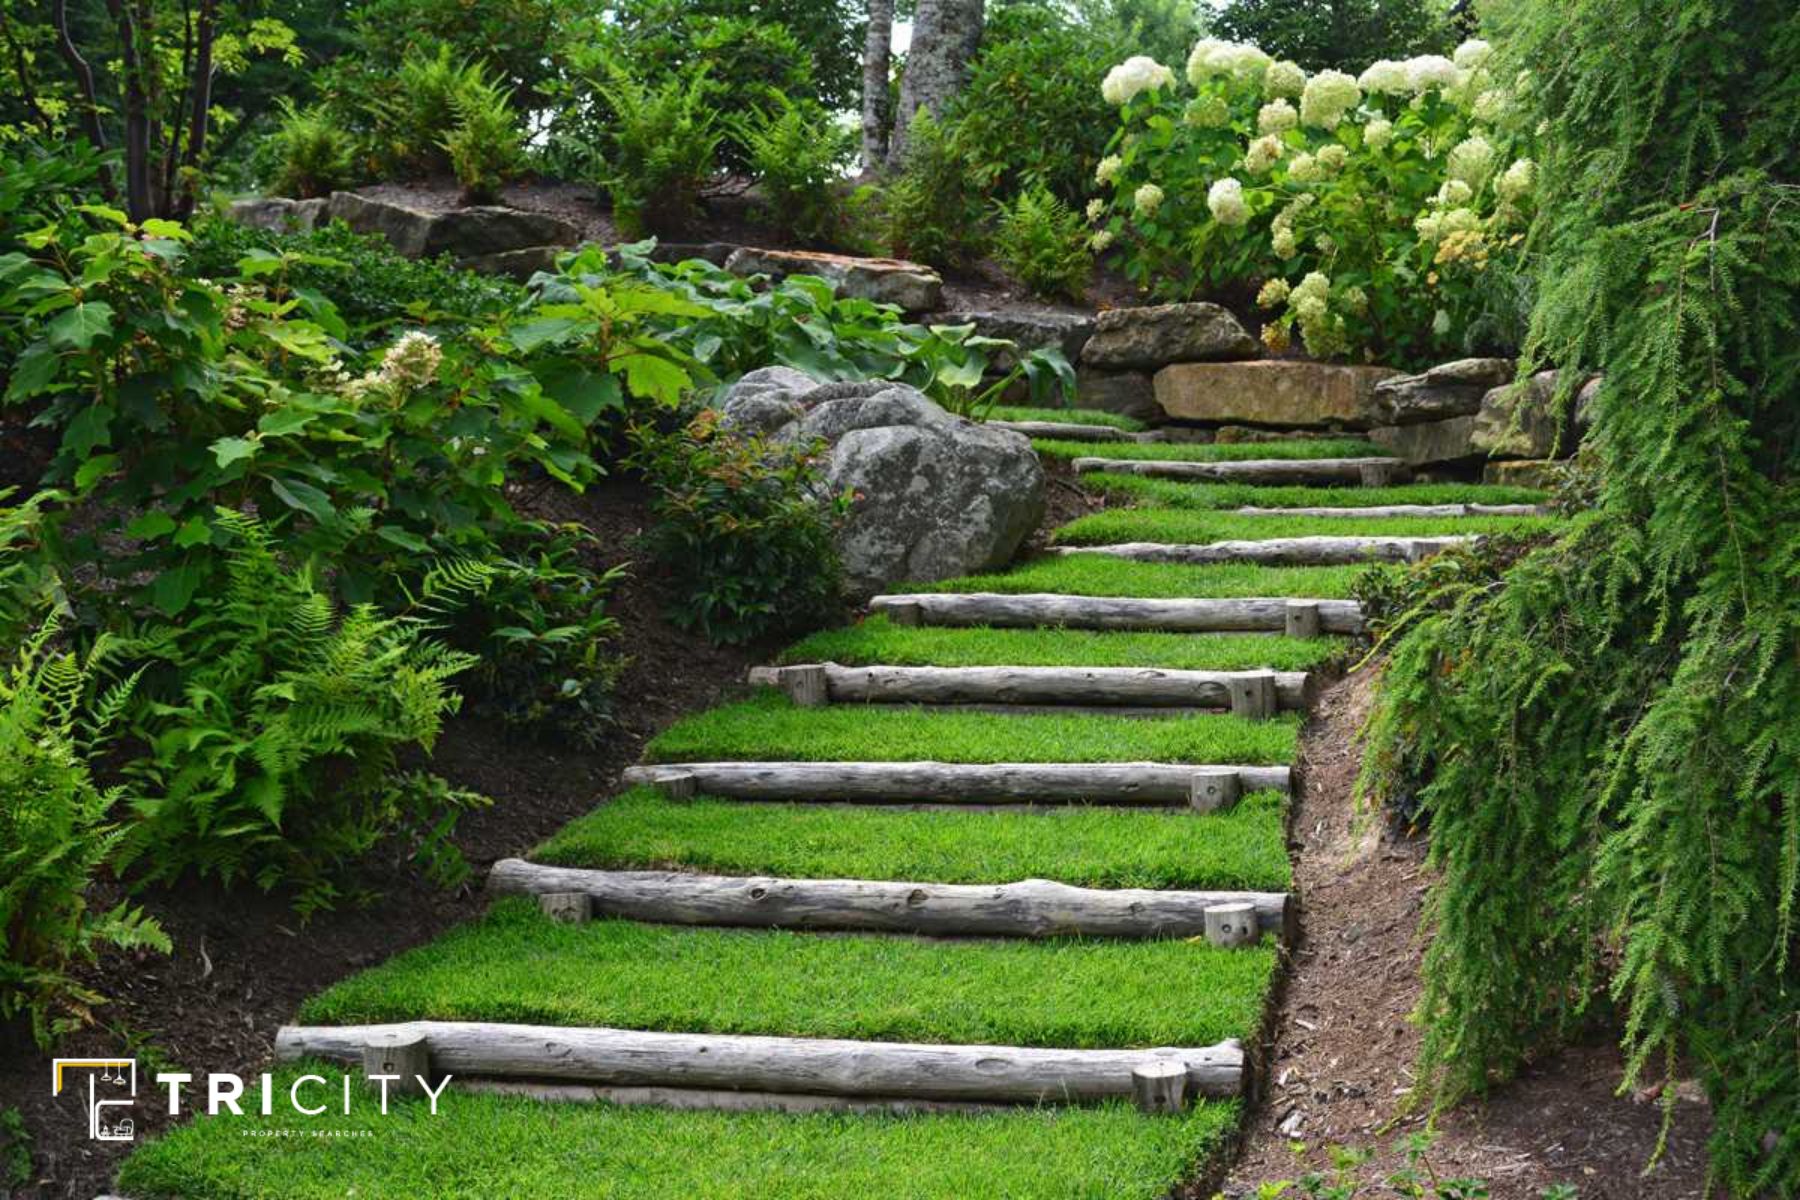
747;664;1310;711
1203;902;1260;948
885;599;924;627
276;1021;1246;1103
1234;503;1545;518
1131;1061;1189;1114
457;1079;1008;1115
537;892;591;924
361;1030;430;1098
1358;461;1398;487
1072;456;1407;485
489;860;1291;940
1187;767;1241;813
654;771;697;802
777;665;829;708
986;419;1131;441
1047;535;1476;567
1283;600;1321;640
622;761;1291;803
1227;671;1278;720
868;593;1365;635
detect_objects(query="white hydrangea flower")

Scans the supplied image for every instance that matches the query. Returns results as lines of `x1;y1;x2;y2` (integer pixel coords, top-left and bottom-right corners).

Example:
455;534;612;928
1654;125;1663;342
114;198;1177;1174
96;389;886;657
1340;285;1369;316
1453;39;1493;70
1437;178;1474;206
1207;177;1249;226
1264;60;1307;97
1187;38;1270;86
1432;308;1452;335
1184;95;1231;127
1314;231;1336;252
1496;158;1535;201
1134;182;1165;216
1258;98;1298;135
1286;152;1323;184
1446;134;1497;184
1405;55;1460;93
1358;59;1410;95
1316;144;1348;172
380;330;442;390
1184;38;1229;85
1415;211;1443;242
1095;155;1123;184
1364;118;1394;150
1256;277;1291;307
1471;88;1508;123
1244;134;1285;174
1300;69;1361;130
1441;207;1481;234
1272;225;1298;259
1102;56;1174;106
1086;197;1107;222
1089;229;1115;252
1293;271;1330;302
1295;295;1328;322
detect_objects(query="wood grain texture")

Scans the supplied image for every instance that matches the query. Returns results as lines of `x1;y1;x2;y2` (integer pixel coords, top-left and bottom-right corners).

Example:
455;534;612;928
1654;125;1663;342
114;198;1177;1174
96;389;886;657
868;592;1365;634
620;760;1291;803
1073;456;1406;484
1232;503;1545;518
746;664;1310;710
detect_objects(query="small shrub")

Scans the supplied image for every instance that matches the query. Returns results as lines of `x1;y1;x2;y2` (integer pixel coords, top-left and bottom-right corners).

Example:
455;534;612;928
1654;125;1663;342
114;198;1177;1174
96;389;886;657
992;185;1093;302
882;110;991;269
266;100;358;199
443;71;525;205
114;513;486;916
1;617;169;1048
737;97;853;246
629;411;847;645
369;46;489;177
596;67;722;238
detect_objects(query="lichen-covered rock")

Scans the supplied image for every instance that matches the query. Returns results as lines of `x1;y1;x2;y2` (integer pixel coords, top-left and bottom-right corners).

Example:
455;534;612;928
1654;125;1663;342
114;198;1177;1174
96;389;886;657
1482;459;1566;489
458;245;565;281
1371;357;1514;426
322;193;579;260
226;197;328;234
1368;415;1480;465
1472;370;1580;459
1079;303;1258;371
717;370;1045;591
724;247;943;312
1154;361;1400;429
1074;368;1162;423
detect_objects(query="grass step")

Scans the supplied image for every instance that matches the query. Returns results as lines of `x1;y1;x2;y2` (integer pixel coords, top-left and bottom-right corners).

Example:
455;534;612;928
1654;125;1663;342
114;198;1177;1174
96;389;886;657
1072;455;1401;485
1233;503;1544;517
747;663;1311;711
1084;473;1548;510
1046;534;1473;567
490;860;1292;941
990;418;1143;441
871;591;1363;634
1033;437;1378;462
919;556;1383;600
294;901;1276;1051
534;788;1291;892
1054;508;1550;546
986;404;1146;431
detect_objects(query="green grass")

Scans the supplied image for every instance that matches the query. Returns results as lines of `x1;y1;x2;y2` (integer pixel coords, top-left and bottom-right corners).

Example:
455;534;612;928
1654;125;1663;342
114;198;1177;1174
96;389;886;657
536;787;1292;891
1032;437;1379;462
119;1074;1237;1200
645;690;1299;766
985;405;1146;431
923;555;1387;600
300;900;1276;1048
781;615;1346;671
1053;508;1554;547
1086;474;1548;510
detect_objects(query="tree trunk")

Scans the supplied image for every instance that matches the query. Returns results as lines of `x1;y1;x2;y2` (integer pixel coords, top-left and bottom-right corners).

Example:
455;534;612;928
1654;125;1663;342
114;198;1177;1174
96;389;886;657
887;0;984;167
860;0;894;171
50;0;115;198
174;0;218;220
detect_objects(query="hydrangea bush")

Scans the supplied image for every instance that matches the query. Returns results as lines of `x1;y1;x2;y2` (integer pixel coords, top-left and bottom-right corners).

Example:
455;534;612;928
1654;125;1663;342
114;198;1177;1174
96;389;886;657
1089;37;1538;363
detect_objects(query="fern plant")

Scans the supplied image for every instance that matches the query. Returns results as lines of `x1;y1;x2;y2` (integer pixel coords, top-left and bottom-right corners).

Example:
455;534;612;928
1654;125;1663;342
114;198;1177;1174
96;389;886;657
442;65;525;205
267;99;358;199
736;97;852;246
991;185;1093;302
115;512;485;917
1;616;167;1048
596;66;722;238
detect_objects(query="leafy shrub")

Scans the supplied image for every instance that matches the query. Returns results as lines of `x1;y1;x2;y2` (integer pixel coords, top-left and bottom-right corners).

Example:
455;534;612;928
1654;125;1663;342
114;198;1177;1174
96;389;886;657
629;412;847;645
594;67;723;238
266;100;359;199
362;45;508;179
1089;37;1537;363
882;111;992;270
992;185;1094;302
1211;0;1449;72
116;513;484;916
737;98;853;246
443;70;526;205
1;617;168;1047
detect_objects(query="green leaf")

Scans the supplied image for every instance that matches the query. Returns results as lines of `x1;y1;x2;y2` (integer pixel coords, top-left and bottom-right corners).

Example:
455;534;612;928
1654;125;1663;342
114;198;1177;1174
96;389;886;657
4;343;59;401
257;408;316;437
269;477;336;523
620;352;693;407
236;249;285;278
139;218;192;241
173;515;213;548
211;436;261;468
47;301;115;350
126;511;179;540
149;562;205;615
507;316;589;353
539;366;622;424
375;525;431;553
63;402;114;459
74;452;120;491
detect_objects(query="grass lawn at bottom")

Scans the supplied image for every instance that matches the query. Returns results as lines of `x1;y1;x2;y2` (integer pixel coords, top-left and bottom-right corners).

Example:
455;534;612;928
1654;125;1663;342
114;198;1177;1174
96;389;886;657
779;616;1348;671
644;690;1299;765
1053;508;1555;546
118;1074;1238;1200
1086;473;1548;510
1031;437;1380;462
922;556;1387;599
535;787;1291;891
299;901;1276;1049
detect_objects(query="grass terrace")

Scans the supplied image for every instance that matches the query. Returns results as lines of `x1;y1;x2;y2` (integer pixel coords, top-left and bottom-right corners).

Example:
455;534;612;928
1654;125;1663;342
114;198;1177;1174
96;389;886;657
535;787;1293;891
1053;508;1556;546
643;690;1300;765
985;405;1146;431
780;616;1347;671
1085;474;1548;510
1030;437;1380;462
922;556;1385;599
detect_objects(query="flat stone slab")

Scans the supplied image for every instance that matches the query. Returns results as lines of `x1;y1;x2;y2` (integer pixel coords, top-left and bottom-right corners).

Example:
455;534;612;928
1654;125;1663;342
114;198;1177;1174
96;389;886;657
724;247;942;312
322;192;580;260
1368;415;1480;465
1081;303;1257;371
1075;368;1162;423
1154;361;1401;429
226;196;327;234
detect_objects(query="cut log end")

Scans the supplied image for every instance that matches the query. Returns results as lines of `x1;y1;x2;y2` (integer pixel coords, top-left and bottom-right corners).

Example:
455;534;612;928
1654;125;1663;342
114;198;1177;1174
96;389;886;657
537;891;592;924
361;1032;430;1097
1204;902;1260;948
1188;768;1243;813
1227;671;1278;720
655;771;698;802
1284;600;1321;640
1131;1061;1190;1114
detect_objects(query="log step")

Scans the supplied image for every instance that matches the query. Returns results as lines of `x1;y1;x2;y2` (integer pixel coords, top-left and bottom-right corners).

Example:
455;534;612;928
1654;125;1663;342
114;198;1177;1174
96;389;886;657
1234;503;1545;518
274;1020;1246;1105
747;663;1310;712
870;592;1364;635
489;860;1292;942
1049;535;1475;567
1073;455;1408;485
987;419;1136;441
620;761;1291;806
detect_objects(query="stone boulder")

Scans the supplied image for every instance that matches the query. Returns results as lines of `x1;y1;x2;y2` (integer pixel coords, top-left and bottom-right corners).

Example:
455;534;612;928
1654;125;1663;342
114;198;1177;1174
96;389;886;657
719;368;1045;591
1370;357;1514;425
1080;303;1258;371
1472;370;1580;459
1074;369;1162;424
1153;361;1401;429
322;193;579;260
1368;415;1480;466
724;247;943;313
934;310;1095;367
226;197;327;234
1482;459;1566;489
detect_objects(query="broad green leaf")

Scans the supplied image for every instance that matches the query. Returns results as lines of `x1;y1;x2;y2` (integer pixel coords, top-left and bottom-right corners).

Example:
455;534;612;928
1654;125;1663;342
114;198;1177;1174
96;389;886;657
211;436;261;468
269;477;335;522
258;407;316;437
3;343;58;400
47;301;115;350
236;249;285;278
508;316;588;353
126;510;178;540
173;515;213;548
539;365;622;424
139;218;192;241
74;452;119;491
149;562;205;615
63;402;114;458
620;352;693;407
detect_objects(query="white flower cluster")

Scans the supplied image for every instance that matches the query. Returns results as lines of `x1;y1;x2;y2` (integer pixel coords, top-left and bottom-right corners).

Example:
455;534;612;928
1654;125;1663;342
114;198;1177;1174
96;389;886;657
1264;59;1307;97
1102;56;1175;105
1135;182;1165;217
1244;134;1284;174
345;330;442;400
1453;39;1493;70
1358;60;1410;95
1186;39;1272;86
1446;134;1497;185
1207;177;1249;226
1405;55;1461;93
1095;155;1123;184
1299;70;1361;130
1086;198;1107;222
1089;229;1115;252
1258;98;1297;135
1184;95;1231;127
1364;118;1394;151
1256;277;1290;307
1496;158;1535;201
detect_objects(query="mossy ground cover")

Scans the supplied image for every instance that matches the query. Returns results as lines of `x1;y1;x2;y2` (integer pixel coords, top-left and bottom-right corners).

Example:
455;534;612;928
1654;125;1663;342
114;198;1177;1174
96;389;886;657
118;1074;1237;1200
923;555;1384;599
780;615;1346;671
644;689;1299;765
1054;508;1554;546
1031;437;1380;462
535;787;1291;891
985;405;1146;431
1086;473;1548;510
299;900;1276;1048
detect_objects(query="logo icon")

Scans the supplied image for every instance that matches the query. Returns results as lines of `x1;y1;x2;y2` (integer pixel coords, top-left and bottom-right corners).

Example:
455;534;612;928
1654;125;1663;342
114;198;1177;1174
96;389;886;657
52;1058;138;1142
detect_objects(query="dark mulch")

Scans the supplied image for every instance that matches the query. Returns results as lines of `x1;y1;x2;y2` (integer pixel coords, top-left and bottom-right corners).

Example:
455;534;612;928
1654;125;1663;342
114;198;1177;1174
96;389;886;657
1216;669;1713;1200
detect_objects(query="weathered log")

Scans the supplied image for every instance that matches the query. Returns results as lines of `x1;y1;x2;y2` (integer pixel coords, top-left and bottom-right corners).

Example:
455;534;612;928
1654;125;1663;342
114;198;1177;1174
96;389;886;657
1233;503;1545;518
1049;535;1476;567
621;761;1290;803
1131;1061;1189;1114
868;593;1364;634
488;860;1291;940
654;771;697;802
1188;767;1241;813
747;664;1309;711
1358;461;1399;487
1203;902;1260;948
362;1031;430;1098
1227;671;1278;720
779;664;829;708
537;892;591;924
1284;600;1321;640
987;419;1132;441
458;1079;1007;1115
1073;456;1407;485
275;1021;1246;1103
